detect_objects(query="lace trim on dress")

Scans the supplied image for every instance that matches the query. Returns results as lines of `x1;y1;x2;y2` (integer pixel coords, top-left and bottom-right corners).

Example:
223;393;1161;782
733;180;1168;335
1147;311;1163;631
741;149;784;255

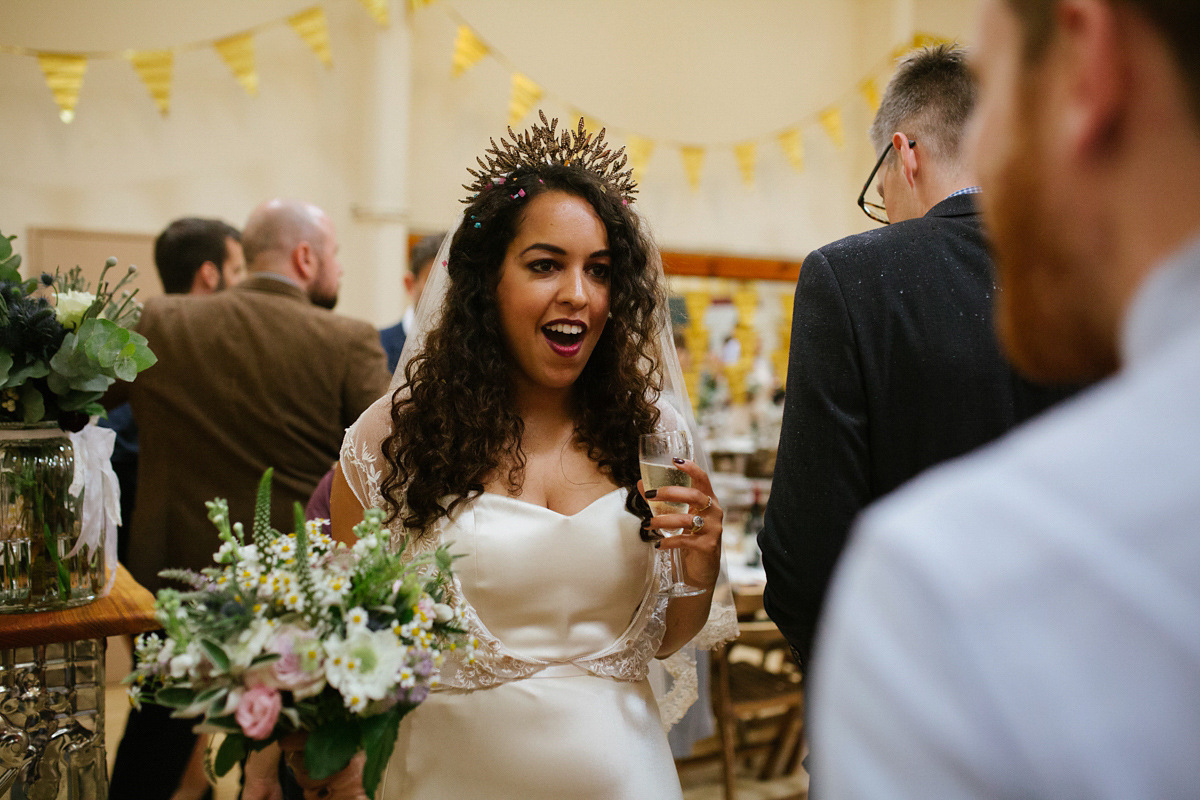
340;413;671;692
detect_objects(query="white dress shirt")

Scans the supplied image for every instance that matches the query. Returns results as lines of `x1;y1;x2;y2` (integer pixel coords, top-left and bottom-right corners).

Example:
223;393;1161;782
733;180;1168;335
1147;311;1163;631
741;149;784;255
811;233;1200;799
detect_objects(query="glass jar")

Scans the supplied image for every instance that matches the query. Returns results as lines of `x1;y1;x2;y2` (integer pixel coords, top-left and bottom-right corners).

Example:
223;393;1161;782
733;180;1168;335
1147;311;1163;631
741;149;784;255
0;424;101;613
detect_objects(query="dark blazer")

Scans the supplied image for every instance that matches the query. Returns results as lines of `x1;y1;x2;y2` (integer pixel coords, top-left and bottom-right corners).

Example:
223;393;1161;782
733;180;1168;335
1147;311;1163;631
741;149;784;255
118;274;392;592
379;320;406;375
758;194;1075;668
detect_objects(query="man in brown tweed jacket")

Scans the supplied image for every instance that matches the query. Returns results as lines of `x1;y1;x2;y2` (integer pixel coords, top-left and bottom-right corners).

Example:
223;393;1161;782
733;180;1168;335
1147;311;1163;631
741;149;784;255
108;198;391;800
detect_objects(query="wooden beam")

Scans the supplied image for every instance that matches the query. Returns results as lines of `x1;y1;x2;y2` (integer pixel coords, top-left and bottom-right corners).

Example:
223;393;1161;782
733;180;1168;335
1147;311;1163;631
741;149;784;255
408;233;803;283
661;251;802;282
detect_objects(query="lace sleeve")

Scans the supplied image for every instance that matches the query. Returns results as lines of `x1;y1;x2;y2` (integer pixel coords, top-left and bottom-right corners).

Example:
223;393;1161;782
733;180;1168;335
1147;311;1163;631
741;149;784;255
339;393;395;513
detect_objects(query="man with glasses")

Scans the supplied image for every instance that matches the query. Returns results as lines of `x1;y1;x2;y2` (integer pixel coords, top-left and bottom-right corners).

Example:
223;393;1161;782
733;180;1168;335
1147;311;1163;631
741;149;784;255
759;44;1072;705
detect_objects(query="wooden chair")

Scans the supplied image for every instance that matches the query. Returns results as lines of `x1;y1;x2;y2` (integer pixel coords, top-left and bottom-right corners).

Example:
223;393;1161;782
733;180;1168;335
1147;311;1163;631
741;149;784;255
680;585;804;800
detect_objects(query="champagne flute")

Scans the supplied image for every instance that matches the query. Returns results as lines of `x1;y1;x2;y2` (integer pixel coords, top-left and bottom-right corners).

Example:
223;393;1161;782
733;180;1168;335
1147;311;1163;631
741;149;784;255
639;430;707;597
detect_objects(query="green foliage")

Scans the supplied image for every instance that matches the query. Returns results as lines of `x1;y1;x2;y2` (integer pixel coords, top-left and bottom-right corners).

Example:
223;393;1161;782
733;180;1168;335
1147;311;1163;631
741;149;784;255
200;638;231;673
292;499;320;624
155;687;198;708
252;468;275;547
0;234;30;293
214;733;247;777
48;317;155;403
360;708;403;798
305;718;361;780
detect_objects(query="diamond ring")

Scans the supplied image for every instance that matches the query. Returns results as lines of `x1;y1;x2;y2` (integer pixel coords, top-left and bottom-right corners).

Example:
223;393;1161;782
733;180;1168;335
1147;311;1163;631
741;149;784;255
690;514;705;532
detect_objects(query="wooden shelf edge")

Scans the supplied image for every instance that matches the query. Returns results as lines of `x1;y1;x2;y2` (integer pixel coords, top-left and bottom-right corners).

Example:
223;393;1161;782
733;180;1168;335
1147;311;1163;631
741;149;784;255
0;564;160;648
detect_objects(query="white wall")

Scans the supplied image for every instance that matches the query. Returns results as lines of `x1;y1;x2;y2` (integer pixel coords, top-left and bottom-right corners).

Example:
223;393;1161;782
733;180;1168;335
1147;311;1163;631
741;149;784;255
0;0;980;326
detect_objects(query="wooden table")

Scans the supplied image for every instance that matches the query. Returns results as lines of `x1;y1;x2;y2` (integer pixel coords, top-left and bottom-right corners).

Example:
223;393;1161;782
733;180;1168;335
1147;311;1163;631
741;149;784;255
0;564;159;648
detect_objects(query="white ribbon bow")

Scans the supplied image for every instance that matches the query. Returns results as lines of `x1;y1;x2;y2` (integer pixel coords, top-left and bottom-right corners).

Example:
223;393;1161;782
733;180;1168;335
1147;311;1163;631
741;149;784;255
67;423;121;596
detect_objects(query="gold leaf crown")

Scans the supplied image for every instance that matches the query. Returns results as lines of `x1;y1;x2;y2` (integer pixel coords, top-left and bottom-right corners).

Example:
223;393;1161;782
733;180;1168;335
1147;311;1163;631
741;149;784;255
463;111;637;204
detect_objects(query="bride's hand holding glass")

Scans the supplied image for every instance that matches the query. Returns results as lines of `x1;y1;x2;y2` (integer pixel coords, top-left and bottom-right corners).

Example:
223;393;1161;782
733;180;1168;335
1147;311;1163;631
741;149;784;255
638;458;723;593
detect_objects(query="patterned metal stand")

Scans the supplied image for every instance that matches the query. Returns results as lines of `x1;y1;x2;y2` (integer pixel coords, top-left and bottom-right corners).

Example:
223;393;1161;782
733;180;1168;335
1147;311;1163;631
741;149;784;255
0;639;107;799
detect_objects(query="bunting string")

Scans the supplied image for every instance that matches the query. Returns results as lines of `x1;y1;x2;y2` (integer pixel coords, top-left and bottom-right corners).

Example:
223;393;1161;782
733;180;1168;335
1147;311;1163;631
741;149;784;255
445;11;952;192
0;0;389;123
1;0;953;194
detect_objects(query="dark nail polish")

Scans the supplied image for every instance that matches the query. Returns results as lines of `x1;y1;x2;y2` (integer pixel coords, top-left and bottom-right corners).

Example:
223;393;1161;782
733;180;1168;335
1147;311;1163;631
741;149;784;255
642;520;651;529
645;489;657;498
673;457;686;465
654;541;661;549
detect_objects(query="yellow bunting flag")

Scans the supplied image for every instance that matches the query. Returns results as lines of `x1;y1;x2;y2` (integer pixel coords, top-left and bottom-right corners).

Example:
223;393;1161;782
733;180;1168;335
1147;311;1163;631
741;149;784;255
859;78;881;112
408;0;436;11
289;7;333;68
777;128;804;172
734;142;757;188
912;32;952;49
681;145;705;191
508;73;542;127
358;0;390;27
819;107;845;149
128;50;173;116
214;33;258;96
892;31;953;60
626;135;654;184
38;53;87;123
452;25;488;77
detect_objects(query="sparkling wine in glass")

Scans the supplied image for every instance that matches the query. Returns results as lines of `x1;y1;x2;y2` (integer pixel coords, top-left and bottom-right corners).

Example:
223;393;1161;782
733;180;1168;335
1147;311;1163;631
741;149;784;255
639;430;706;598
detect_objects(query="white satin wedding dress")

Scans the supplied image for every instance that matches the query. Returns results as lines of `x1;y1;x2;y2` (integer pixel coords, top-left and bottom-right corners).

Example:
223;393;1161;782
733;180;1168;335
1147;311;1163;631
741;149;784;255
341;396;685;800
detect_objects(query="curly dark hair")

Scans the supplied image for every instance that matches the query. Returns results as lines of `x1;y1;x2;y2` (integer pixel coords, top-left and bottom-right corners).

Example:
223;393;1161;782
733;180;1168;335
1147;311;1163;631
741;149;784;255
378;163;664;537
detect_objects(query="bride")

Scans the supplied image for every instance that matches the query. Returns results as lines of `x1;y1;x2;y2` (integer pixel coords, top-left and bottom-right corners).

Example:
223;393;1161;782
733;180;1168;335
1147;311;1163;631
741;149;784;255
282;115;735;799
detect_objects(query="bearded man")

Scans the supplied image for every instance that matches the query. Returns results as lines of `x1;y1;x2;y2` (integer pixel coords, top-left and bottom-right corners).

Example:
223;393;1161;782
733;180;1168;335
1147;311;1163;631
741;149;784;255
108;200;391;800
810;1;1200;797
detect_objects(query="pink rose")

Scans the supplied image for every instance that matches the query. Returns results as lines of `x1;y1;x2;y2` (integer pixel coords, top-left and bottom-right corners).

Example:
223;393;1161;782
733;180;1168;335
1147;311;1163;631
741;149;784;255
246;626;326;700
235;685;281;740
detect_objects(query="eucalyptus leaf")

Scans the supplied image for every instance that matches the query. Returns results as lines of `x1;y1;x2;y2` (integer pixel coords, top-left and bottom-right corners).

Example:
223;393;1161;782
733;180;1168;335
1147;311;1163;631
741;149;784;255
361;709;403;798
200;638;231;672
155;686;197;708
113;356;137;382
68;373;112;393
213;733;247;777
56;389;105;411
305;718;360;780
19;384;44;424
0;351;12;385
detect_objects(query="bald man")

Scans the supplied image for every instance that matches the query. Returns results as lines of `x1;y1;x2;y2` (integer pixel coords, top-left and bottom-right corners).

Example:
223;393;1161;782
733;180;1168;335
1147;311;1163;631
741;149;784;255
107;200;391;799
108;201;391;799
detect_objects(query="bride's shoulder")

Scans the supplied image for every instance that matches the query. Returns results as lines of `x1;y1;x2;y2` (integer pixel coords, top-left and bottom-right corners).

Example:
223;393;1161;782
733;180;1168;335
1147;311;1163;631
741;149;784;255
345;393;396;447
340;393;396;495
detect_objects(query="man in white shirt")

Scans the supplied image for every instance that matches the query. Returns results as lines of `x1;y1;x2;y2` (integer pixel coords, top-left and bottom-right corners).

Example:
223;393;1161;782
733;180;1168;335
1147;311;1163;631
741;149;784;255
810;1;1200;797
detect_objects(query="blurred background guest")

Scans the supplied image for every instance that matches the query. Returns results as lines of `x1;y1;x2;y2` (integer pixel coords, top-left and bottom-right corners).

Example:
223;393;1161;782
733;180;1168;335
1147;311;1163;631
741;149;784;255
107;199;391;800
378;232;443;374
105;216;245;566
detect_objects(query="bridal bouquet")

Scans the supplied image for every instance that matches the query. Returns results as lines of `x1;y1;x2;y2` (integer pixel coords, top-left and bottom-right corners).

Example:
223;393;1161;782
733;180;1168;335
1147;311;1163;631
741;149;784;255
127;470;472;797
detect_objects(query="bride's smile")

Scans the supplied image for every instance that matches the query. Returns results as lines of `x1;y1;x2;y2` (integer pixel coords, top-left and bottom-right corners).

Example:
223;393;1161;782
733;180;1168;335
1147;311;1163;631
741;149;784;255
495;190;611;393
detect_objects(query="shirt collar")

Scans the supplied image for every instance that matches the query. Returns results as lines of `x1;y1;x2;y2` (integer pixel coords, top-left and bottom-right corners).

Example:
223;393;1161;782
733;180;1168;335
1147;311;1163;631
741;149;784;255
1121;231;1200;366
944;186;981;200
401;306;416;334
252;271;302;289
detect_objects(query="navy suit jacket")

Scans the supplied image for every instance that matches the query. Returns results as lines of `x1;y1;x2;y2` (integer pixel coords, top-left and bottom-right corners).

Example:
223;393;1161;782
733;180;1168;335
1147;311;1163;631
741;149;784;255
379;321;406;375
758;194;1077;668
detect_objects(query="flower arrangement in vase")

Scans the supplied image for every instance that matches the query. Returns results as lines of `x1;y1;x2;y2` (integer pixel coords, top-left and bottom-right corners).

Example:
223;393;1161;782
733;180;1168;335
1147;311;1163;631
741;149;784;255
0;228;156;611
